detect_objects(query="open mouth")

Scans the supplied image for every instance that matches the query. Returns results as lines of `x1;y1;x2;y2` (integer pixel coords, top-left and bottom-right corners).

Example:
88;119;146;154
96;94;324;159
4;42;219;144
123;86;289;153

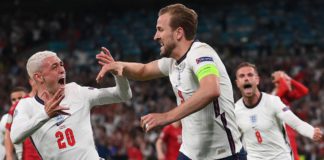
58;78;65;85
243;84;252;89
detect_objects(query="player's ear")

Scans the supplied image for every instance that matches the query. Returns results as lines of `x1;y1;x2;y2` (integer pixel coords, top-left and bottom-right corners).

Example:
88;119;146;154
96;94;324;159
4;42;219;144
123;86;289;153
33;72;44;84
175;27;184;40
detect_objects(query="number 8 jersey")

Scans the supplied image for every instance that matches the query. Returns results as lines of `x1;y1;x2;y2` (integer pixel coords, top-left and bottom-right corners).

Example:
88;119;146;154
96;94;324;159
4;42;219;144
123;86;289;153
234;92;315;160
10;81;131;160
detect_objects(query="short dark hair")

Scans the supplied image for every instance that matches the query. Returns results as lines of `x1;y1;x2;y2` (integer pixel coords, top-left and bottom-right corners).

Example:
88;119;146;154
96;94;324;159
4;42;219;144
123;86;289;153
159;3;198;40
235;62;259;78
10;87;28;94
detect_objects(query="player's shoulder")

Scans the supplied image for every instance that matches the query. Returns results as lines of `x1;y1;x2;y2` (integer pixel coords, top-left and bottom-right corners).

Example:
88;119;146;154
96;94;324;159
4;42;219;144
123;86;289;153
0;114;8;123
65;82;80;89
261;92;280;102
16;97;34;106
158;57;174;66
191;41;210;49
187;41;218;61
234;98;245;110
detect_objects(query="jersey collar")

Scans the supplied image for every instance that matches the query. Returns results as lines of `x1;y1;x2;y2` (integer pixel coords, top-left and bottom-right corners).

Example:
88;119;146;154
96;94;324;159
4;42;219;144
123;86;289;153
176;39;199;65
243;92;262;109
35;94;45;105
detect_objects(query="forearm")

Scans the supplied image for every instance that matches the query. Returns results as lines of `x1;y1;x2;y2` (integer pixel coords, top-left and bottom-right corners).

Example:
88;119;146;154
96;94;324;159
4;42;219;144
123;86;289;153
290;79;309;98
166;76;219;123
4;130;14;160
279;110;314;139
167;88;217;124
155;139;165;159
11;111;49;144
113;75;132;101
119;61;165;81
119;62;147;80
92;76;132;106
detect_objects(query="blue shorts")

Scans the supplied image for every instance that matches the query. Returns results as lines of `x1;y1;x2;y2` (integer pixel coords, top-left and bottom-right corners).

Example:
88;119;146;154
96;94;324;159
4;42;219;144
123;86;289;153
178;147;247;160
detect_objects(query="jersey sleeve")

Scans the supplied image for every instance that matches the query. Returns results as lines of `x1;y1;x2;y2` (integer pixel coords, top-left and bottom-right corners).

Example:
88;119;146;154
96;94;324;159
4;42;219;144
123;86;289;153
287;79;309;100
187;46;220;81
6;103;18;131
0;114;8;134
271;96;314;139
10;100;50;144
157;58;172;76
275;77;290;97
78;76;132;107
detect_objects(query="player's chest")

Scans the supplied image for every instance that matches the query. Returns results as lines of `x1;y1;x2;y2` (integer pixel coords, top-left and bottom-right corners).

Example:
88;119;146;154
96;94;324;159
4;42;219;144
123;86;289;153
169;62;198;93
33;99;88;128
237;107;276;132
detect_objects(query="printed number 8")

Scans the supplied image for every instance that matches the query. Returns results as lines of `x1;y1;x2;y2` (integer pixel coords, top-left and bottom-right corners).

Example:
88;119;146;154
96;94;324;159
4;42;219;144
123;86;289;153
255;130;263;144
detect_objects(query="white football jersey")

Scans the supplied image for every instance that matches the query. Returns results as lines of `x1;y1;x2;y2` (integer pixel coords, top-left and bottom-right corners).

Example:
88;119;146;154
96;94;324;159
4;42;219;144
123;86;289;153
0;114;7;160
158;41;242;159
235;93;292;160
11;80;131;160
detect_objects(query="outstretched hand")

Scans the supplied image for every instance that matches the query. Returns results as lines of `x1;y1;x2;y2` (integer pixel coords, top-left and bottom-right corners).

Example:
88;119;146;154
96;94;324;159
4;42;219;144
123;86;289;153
96;47;115;66
313;128;323;142
140;113;170;132
96;47;124;83
41;87;70;118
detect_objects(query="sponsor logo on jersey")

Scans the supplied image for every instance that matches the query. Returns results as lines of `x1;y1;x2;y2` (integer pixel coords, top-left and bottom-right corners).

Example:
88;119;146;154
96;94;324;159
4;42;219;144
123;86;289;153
196;57;213;64
55;115;65;126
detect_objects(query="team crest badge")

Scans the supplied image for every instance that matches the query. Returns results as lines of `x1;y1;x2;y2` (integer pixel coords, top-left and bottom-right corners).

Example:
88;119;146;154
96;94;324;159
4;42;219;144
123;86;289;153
250;114;257;125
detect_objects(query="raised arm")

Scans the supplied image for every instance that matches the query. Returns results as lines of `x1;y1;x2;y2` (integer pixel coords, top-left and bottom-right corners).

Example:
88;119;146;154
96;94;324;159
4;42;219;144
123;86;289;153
275;77;290;97
288;79;309;99
141;74;220;131
274;97;322;141
118;61;165;81
96;47;165;81
84;75;132;107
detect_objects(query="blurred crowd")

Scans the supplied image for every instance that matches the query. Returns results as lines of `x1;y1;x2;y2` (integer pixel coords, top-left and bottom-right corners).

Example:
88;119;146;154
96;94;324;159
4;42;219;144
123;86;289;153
0;0;324;159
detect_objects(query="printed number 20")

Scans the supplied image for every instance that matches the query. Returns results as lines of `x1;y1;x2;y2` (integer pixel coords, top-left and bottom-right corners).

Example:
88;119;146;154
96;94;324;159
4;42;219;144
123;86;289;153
55;128;76;149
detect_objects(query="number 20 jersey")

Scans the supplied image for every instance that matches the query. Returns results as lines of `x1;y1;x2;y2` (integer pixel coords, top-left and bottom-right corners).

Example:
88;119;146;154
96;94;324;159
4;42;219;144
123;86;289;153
11;82;122;160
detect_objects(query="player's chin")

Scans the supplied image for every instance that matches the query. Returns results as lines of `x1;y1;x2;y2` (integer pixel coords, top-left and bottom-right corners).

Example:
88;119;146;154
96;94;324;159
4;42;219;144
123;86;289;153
242;90;253;97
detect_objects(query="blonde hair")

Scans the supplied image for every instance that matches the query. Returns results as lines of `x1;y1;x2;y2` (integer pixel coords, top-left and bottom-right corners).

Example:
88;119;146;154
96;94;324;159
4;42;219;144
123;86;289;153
26;51;57;78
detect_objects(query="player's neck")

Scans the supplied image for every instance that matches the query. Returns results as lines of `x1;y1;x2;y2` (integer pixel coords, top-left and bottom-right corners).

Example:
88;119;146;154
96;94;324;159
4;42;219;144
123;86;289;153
243;91;261;108
172;40;194;61
37;87;55;100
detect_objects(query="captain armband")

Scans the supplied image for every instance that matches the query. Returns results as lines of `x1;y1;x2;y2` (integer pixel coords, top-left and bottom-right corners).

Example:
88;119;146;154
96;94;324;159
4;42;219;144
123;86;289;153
195;64;220;81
